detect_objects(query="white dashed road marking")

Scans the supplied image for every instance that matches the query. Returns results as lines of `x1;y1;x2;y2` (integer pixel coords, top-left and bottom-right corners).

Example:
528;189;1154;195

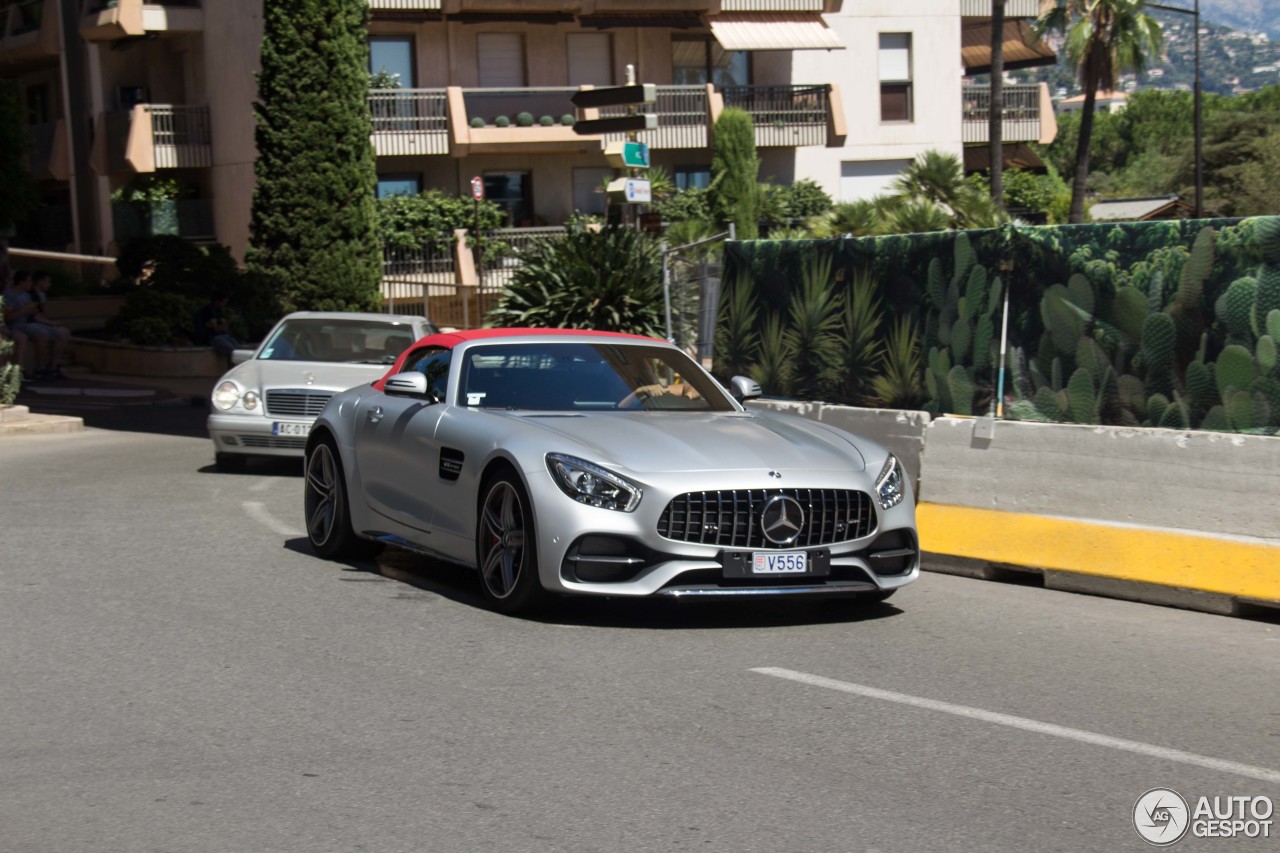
752;667;1280;786
242;501;303;537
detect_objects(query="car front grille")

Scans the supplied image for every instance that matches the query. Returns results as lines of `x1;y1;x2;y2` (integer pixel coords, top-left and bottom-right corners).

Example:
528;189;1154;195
265;390;333;418
237;435;308;449
657;488;876;549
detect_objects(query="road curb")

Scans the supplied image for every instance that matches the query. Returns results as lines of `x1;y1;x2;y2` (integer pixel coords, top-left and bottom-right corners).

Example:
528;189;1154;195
920;503;1280;619
0;405;85;436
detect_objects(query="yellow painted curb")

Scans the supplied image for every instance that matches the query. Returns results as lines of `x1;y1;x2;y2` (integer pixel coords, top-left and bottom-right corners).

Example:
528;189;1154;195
917;503;1280;602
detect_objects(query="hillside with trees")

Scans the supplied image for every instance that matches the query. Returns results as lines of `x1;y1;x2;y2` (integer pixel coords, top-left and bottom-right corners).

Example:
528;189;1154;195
1037;84;1280;217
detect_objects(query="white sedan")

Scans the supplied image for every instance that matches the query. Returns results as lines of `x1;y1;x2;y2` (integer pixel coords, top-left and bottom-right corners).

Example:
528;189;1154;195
207;312;436;471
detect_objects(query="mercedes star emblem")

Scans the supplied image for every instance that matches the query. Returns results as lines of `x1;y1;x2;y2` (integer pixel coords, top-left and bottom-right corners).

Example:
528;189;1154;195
760;495;805;546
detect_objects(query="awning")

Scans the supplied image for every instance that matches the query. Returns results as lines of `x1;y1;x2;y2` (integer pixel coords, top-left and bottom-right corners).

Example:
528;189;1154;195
708;13;844;51
963;143;1047;173
962;19;1057;75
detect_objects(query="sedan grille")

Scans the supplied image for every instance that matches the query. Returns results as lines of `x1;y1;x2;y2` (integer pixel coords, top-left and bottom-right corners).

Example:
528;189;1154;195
265;390;333;418
657;489;876;549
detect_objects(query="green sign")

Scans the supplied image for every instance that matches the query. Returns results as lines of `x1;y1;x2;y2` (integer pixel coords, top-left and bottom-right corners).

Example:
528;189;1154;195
605;141;651;169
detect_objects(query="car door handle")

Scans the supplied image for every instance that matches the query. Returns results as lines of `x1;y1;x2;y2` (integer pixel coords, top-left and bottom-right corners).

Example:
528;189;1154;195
367;406;383;423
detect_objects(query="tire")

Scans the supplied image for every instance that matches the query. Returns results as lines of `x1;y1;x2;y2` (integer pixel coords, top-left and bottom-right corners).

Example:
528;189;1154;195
215;452;247;472
476;471;548;614
304;438;365;559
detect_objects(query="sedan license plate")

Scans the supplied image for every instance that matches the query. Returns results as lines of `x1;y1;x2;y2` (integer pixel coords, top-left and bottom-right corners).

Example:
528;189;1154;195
272;422;311;437
752;551;807;574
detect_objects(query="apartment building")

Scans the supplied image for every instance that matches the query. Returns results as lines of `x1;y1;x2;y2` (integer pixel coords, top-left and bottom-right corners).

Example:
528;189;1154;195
1;0;1056;261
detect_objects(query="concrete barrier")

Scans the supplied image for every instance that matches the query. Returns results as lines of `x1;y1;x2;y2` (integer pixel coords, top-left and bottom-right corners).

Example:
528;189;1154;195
746;404;1280;616
917;417;1280;615
747;400;931;487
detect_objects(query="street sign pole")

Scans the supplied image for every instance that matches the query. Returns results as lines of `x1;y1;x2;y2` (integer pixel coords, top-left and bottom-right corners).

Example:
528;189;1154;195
570;70;659;225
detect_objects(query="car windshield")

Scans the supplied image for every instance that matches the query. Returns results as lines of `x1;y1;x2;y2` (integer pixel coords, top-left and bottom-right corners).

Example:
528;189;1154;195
458;342;736;412
258;319;418;364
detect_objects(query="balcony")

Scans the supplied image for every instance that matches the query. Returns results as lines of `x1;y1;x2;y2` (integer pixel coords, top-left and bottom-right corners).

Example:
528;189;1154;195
0;0;59;69
366;83;837;159
722;84;832;148
960;0;1044;16
93;103;212;175
81;0;202;43
369;89;449;156
600;85;712;150
112;198;214;241
962;83;1055;145
25;119;70;181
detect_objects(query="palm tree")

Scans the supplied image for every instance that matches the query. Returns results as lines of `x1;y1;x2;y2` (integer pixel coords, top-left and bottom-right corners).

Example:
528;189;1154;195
990;0;1006;210
1036;0;1162;223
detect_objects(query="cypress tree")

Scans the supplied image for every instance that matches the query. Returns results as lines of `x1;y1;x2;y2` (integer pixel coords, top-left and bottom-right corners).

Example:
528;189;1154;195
248;0;382;312
710;107;761;240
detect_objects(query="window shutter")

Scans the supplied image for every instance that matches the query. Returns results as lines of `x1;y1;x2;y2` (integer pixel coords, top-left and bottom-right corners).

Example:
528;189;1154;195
477;33;526;88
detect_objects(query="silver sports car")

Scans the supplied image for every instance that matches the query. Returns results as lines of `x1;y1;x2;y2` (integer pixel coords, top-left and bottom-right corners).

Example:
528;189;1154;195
207;312;437;471
303;328;918;612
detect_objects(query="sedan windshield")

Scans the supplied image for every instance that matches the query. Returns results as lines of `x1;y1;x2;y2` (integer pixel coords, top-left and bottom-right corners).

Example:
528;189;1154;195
258;319;418;364
458;342;736;412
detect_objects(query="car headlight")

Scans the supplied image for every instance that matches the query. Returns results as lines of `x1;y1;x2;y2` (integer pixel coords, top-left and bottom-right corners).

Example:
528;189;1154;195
213;381;240;411
546;453;642;512
876;454;906;510
241;391;260;411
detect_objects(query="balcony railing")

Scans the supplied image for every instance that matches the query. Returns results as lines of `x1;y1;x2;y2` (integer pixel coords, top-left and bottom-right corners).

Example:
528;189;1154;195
146;104;212;167
369;88;449;155
112;198;214;241
601;85;709;150
722;84;831;148
961;84;1042;144
960;0;1043;16
368;0;442;9
1;0;58;67
99;104;211;174
720;1;825;10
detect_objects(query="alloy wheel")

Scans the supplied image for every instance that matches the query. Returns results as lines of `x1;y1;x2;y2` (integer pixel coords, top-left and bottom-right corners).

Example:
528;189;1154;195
479;480;526;599
305;443;340;547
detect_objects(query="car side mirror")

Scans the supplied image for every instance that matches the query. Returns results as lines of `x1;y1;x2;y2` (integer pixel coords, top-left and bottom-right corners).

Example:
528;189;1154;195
230;349;255;365
730;375;762;403
384;371;437;402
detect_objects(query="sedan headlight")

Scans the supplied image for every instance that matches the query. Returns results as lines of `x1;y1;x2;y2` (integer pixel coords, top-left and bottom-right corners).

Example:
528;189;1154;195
546;453;642;512
213;381;240;411
241;390;260;411
876;454;906;510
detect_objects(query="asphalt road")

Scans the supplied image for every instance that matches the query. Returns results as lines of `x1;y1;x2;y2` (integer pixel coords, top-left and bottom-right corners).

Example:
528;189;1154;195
2;407;1278;853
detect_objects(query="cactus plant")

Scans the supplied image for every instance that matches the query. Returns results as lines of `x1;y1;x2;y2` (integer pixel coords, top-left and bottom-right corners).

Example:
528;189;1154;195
1067;273;1095;317
1032;386;1066;421
1269;310;1280;341
1226;389;1254;431
1042;284;1085;355
1111;286;1147;343
1223;277;1257;340
1255;265;1280;334
1184;360;1218;421
947;365;974;416
1067;368;1097;424
1215;344;1257;395
1200;406;1230;431
1140;313;1175;373
1176;226;1215;310
1258;336;1277;376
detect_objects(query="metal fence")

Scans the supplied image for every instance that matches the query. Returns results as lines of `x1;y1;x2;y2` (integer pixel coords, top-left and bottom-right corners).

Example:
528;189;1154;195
601;85;709;150
145;104;212;168
961;84;1042;144
480;226;567;294
381;242;461;324
368;89;449;156
722;84;830;148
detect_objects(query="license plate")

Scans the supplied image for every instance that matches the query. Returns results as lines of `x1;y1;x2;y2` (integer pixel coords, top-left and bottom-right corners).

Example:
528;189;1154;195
272;422;311;437
752;551;808;574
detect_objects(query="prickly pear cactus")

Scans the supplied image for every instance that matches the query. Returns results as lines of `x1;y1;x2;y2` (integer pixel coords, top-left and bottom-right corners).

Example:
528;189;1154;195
1215;344;1257;395
947;366;974;416
1067;368;1097;424
1223;277;1258;341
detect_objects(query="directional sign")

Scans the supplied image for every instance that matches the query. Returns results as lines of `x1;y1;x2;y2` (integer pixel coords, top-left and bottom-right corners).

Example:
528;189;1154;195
604;141;650;169
570;84;657;110
572;113;658;136
607;177;651;204
470;176;484;201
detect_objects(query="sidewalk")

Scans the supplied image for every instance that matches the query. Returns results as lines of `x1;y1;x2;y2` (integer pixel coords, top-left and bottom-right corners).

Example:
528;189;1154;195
2;368;214;437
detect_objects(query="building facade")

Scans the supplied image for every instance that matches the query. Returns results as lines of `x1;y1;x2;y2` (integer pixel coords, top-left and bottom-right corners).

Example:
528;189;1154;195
1;0;1056;261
